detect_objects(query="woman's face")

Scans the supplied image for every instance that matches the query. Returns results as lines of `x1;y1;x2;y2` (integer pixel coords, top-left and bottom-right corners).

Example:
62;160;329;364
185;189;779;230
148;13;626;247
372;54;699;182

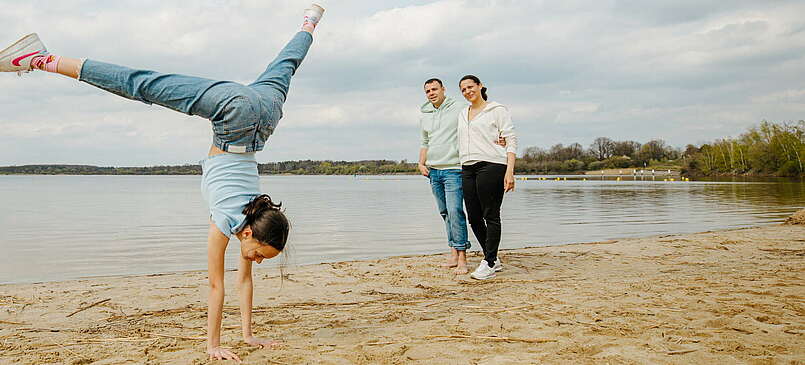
460;79;483;103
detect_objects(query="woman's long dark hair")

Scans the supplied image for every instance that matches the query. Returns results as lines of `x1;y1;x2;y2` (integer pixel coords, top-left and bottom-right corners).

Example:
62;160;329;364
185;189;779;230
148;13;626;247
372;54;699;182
460;74;488;101
242;194;289;251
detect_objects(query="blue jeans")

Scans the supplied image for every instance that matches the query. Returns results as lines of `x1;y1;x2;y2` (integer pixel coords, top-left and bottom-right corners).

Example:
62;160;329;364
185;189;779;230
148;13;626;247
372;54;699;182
429;168;470;251
78;32;313;153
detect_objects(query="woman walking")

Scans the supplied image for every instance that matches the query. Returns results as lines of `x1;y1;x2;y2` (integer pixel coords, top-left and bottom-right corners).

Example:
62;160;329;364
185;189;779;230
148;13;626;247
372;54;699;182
1;4;325;362
457;75;517;280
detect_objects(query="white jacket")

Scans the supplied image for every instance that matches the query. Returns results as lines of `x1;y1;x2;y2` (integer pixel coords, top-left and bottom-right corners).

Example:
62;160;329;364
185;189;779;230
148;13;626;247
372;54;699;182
457;101;517;165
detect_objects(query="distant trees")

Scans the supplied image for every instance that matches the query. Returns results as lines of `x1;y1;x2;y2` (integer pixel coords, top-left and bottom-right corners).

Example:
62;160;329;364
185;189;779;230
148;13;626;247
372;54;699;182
517;137;679;174
589;137;614;160
612;141;641;158
0;160;417;175
684;120;804;176
0;164;202;175
258;160;415;175
6;121;800;177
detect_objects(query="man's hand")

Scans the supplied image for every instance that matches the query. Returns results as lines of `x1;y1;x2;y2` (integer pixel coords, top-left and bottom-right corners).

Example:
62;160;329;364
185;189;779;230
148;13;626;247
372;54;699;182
418;163;430;177
208;346;241;363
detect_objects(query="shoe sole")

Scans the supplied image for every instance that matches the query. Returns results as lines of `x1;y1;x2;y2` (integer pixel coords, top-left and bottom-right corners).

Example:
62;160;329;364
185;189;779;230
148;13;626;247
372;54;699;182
470;272;496;280
310;4;325;14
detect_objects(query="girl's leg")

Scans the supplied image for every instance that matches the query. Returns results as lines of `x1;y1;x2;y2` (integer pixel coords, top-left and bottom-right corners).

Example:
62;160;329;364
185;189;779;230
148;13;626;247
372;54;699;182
18;43;228;119
78;59;227;118
34;56;83;79
248;4;321;101
248;31;313;104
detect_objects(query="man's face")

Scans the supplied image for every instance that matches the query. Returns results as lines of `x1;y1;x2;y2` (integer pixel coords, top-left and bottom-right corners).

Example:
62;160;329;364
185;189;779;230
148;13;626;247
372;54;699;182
424;81;446;106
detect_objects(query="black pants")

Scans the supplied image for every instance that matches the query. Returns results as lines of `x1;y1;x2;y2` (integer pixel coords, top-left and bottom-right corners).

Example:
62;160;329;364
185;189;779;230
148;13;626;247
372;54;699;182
462;161;507;268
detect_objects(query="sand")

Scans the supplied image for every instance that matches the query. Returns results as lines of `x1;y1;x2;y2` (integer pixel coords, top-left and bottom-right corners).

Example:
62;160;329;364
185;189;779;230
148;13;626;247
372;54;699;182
786;209;805;225
1;218;803;364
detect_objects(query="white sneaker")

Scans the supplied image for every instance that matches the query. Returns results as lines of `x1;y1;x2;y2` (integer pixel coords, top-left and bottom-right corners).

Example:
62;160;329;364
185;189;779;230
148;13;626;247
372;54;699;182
470;260;496;280
493;258;503;272
302;4;325;29
0;33;48;73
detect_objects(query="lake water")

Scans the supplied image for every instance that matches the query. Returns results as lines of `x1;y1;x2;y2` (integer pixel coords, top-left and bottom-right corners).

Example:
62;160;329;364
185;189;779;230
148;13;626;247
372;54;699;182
0;175;803;284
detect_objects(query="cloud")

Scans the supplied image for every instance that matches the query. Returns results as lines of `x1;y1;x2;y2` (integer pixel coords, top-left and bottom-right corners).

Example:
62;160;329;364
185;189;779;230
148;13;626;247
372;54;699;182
2;0;805;165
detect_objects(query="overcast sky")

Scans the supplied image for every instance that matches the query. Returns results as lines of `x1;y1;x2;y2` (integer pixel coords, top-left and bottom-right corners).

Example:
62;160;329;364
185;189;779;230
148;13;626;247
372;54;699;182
2;0;804;166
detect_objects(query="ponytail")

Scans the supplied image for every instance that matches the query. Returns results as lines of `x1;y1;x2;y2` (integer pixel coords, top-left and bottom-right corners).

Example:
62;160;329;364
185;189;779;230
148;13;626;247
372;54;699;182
242;194;282;221
242;194;289;251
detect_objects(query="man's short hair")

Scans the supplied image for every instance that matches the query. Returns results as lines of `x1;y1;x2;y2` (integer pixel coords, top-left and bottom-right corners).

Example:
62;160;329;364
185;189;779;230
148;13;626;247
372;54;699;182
424;78;443;87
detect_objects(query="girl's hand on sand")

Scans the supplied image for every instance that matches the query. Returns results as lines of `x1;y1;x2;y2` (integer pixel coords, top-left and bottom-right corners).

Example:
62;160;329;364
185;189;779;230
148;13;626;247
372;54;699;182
245;336;282;349
208;347;241;363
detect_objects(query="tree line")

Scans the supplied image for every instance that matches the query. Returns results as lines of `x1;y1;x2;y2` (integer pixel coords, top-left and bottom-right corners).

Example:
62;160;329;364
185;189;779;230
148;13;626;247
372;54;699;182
517;138;680;173
2;120;801;176
0;160;417;175
683;120;804;177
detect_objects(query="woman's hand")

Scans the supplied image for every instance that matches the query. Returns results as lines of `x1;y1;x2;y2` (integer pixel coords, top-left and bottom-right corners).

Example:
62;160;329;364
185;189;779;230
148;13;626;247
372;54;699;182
208;346;241;363
504;172;515;192
245;336;282;349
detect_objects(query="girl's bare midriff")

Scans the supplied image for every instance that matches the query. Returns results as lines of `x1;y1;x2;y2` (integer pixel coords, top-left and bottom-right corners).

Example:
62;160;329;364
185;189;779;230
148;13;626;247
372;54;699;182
207;145;229;157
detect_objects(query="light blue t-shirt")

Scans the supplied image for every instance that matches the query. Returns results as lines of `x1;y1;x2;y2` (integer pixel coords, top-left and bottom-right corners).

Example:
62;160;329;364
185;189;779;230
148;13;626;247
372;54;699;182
200;153;261;238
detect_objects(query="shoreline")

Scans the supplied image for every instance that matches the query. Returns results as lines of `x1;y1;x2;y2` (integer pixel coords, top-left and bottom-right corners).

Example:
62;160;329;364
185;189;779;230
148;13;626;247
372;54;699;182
2;222;787;287
1;222;803;364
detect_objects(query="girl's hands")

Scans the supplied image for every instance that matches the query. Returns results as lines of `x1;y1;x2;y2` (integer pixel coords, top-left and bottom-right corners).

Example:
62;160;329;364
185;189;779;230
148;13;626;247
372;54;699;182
245;336;282;349
208;346;241;363
504;172;515;192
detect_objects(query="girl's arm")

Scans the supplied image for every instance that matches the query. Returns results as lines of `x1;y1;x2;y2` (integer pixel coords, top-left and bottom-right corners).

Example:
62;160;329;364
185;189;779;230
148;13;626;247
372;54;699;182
238;255;281;348
206;222;241;362
238;257;255;340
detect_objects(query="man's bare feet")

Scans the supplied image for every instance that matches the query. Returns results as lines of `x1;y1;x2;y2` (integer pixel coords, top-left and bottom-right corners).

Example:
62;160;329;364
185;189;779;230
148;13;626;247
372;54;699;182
441;248;458;268
453;250;468;274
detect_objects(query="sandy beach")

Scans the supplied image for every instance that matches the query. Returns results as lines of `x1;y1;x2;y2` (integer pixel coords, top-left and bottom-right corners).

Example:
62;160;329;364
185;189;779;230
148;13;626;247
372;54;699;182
1;213;803;365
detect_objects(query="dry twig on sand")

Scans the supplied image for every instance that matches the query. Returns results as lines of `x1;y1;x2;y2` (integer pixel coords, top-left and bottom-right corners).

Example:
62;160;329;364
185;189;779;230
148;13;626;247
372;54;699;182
425;335;556;343
667;348;698;355
146;332;206;340
364;341;396;346
66;298;111;318
0;320;28;325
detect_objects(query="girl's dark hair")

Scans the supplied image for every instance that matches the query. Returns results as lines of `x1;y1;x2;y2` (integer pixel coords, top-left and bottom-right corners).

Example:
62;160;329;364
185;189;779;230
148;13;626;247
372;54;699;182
242;194;289;251
459;74;488;101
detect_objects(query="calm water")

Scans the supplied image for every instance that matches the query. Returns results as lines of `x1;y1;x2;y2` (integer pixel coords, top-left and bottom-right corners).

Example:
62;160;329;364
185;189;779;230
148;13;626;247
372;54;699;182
0;175;803;284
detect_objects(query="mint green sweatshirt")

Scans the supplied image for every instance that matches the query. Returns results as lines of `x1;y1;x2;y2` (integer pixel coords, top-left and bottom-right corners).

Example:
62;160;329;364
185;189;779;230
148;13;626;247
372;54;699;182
419;95;465;169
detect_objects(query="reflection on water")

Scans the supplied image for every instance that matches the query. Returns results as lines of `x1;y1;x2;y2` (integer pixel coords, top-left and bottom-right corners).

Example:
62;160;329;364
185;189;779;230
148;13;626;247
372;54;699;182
0;175;802;284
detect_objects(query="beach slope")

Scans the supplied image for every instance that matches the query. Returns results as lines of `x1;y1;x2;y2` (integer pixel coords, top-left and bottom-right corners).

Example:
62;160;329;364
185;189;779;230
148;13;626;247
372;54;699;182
1;221;803;364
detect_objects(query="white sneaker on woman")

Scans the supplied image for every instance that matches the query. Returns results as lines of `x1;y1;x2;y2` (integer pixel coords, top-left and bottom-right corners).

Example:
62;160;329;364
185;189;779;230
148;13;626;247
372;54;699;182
493;258;503;272
470;260;496;280
0;33;47;73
